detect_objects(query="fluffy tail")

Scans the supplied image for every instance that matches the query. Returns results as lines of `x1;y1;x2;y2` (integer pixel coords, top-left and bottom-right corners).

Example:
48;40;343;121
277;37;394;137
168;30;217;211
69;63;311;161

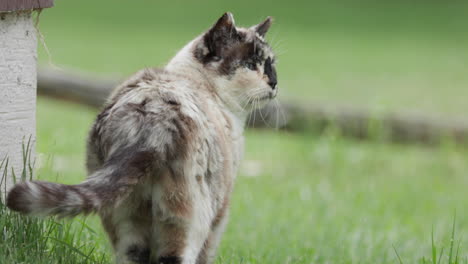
6;150;154;218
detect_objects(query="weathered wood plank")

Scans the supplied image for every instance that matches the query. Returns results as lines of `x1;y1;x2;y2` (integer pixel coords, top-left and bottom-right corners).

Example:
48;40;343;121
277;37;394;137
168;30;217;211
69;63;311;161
37;67;468;145
38;67;118;107
251;101;468;145
0;0;53;12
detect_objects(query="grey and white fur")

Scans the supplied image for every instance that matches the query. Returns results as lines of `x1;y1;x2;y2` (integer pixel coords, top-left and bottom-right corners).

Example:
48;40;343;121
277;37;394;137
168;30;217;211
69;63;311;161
7;13;278;264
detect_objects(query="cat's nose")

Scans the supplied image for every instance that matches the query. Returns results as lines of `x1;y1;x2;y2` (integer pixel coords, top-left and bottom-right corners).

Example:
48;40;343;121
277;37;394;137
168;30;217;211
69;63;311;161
269;88;278;99
268;80;277;90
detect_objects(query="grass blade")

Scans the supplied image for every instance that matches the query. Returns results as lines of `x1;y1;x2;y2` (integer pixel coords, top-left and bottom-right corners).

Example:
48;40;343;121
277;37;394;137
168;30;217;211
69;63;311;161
393;244;404;264
432;227;437;264
448;214;456;264
438;248;445;264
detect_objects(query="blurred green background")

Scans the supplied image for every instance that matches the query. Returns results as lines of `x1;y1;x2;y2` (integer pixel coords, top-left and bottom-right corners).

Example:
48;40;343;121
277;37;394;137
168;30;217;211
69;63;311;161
38;0;468;116
33;0;468;263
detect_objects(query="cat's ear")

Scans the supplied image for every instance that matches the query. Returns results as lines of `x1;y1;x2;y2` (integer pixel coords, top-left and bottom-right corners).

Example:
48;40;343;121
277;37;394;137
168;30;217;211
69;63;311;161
210;12;237;37
203;13;240;59
252;17;273;37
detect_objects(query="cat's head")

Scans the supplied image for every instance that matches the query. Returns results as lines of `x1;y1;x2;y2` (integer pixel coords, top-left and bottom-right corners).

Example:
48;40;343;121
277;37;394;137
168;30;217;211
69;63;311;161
191;13;278;113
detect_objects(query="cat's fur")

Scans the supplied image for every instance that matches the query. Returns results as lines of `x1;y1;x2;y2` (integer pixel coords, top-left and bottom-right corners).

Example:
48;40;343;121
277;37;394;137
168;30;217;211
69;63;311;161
6;13;278;264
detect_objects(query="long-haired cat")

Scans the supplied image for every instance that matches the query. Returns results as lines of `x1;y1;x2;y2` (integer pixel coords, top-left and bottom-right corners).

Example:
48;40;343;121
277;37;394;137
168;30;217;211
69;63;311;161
7;13;278;264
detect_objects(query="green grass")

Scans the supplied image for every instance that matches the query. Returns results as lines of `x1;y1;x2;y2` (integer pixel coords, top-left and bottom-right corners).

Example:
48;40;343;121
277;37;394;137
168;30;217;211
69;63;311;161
0;144;109;264
31;96;468;263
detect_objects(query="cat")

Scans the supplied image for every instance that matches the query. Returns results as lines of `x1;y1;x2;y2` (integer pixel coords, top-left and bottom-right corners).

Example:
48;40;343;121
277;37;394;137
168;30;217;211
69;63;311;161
6;12;278;264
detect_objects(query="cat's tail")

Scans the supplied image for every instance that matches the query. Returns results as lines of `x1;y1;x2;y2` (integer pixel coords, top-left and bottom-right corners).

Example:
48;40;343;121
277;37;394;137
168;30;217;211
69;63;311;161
6;150;154;218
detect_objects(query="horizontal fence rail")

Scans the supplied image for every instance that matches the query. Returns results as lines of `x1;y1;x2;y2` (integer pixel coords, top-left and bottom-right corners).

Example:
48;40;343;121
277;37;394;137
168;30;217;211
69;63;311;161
38;67;468;146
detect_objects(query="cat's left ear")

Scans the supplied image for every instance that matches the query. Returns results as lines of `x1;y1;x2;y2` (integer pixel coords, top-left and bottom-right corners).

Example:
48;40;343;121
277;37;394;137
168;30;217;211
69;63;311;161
204;13;240;56
210;12;237;37
196;13;241;63
252;17;273;37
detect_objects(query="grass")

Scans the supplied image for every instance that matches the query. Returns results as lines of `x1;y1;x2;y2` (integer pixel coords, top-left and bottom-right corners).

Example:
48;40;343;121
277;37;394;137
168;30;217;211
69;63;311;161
31;97;468;263
0;143;109;264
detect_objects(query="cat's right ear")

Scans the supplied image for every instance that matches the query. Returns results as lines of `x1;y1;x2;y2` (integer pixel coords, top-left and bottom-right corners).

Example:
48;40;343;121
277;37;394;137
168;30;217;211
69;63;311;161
252;17;273;37
200;13;239;62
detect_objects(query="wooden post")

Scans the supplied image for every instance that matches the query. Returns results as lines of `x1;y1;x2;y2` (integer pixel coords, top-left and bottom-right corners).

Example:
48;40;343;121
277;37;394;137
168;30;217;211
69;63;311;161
0;0;54;188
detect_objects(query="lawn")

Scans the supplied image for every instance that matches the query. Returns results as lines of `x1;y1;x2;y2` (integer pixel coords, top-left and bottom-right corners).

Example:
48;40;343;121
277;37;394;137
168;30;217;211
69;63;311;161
5;0;468;263
32;97;468;263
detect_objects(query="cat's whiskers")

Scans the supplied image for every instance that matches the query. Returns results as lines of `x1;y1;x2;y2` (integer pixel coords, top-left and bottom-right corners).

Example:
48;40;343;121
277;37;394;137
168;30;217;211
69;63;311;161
245;88;268;127
257;100;274;129
270;37;285;53
241;93;256;126
231;91;252;113
249;98;257;127
274;98;287;130
238;92;254;111
248;92;262;127
273;99;280;130
270;39;287;58
247;87;274;128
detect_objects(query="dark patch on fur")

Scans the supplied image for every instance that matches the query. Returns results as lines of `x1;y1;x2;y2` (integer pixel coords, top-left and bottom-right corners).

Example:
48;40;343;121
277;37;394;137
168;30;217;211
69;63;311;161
85;149;155;205
6;183;30;213
264;57;277;89
196;174;203;184
126;83;139;88
204;169;213;185
218;41;265;75
126;244;150;264
128;98;150;116
194;13;244;65
156;256;182;264
129;104;147;115
165;99;179;106
70;187;94;214
163;110;197;162
162;94;180;106
140;68;159;82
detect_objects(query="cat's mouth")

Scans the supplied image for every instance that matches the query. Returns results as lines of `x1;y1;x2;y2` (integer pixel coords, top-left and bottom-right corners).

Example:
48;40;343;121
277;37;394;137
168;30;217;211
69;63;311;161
258;90;277;101
246;90;277;108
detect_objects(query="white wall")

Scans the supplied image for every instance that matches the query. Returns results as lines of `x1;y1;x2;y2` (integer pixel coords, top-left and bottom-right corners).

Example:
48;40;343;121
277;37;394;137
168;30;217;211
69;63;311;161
0;12;37;188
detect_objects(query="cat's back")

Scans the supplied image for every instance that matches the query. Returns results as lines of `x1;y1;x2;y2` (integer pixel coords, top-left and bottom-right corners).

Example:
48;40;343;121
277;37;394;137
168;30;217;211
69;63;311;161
109;68;196;107
86;68;232;173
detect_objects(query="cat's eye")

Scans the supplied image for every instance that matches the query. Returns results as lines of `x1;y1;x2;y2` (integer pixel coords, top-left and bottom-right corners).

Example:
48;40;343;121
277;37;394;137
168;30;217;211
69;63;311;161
246;62;257;71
